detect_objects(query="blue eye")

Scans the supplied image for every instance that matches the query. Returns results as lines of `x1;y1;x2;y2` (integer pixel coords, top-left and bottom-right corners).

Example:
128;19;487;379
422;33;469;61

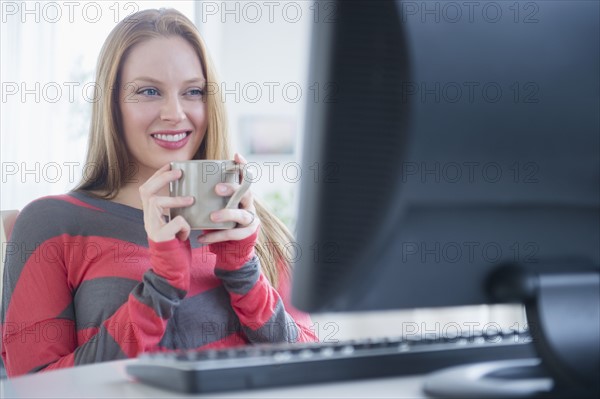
188;88;204;96
139;88;158;96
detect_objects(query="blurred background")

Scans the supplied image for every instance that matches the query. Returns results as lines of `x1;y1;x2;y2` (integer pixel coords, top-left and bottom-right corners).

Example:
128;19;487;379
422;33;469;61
0;0;524;341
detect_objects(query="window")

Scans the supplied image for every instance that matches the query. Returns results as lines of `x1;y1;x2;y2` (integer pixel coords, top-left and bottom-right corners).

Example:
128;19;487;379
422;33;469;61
1;1;195;210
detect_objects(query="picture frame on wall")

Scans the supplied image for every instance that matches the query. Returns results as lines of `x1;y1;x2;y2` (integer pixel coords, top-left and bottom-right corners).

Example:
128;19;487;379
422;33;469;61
239;115;296;155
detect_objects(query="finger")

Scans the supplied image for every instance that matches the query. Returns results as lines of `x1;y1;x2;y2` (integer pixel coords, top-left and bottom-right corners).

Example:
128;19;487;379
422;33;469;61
158;215;191;242
210;208;257;227
139;168;182;200
214;182;237;196
233;153;254;181
154;163;171;173
198;225;255;244
144;204;168;235
143;196;192;237
141;168;181;196
214;183;254;209
238;188;254;209
149;195;195;210
175;221;191;241
146;163;172;185
234;153;248;165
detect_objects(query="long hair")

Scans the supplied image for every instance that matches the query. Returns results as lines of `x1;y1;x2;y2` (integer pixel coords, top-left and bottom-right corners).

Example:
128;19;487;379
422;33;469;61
76;8;292;286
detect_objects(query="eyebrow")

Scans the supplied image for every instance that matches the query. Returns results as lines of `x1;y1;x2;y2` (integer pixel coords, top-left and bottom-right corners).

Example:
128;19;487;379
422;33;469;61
131;77;206;85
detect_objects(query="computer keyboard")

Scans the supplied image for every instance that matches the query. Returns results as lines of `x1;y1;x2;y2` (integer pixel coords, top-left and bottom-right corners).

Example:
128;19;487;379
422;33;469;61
126;331;536;393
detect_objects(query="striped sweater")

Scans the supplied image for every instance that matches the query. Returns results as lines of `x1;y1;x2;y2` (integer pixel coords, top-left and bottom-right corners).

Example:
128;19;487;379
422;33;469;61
1;192;317;377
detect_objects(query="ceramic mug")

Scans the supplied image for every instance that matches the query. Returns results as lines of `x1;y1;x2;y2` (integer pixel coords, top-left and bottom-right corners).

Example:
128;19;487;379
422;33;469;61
169;160;252;229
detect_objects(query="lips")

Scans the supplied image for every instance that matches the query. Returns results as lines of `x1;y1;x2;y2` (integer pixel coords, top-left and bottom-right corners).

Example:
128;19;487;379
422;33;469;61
151;130;192;150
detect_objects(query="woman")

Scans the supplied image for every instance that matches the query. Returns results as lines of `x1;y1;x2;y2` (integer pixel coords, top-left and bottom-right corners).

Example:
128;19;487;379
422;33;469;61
1;8;316;377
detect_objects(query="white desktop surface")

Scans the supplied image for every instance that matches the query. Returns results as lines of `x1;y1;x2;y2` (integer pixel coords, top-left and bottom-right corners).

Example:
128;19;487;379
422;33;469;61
0;359;428;398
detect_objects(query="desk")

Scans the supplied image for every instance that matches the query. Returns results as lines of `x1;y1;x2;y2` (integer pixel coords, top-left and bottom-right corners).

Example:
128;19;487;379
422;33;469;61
0;359;428;398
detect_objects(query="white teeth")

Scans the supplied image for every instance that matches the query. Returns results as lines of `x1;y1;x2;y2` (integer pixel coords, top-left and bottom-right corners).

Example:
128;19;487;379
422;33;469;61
153;133;188;142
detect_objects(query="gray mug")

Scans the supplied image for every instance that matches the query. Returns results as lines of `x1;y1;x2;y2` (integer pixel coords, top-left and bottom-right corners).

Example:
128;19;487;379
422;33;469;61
169;160;252;230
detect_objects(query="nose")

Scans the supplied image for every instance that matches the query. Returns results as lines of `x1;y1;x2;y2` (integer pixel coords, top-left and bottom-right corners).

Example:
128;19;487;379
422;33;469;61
160;95;186;123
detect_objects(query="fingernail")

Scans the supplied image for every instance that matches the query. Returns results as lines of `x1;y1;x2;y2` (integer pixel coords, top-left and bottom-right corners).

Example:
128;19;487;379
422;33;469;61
217;184;228;194
211;212;222;222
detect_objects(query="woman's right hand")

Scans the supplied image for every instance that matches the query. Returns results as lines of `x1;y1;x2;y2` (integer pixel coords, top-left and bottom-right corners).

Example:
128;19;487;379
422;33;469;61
139;163;195;242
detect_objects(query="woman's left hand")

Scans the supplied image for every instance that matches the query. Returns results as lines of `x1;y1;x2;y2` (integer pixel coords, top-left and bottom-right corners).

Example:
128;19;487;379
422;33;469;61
198;153;260;244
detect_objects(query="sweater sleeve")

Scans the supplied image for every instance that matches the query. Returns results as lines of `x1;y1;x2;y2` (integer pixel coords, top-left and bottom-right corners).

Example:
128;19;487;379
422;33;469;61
1;200;190;377
209;231;318;344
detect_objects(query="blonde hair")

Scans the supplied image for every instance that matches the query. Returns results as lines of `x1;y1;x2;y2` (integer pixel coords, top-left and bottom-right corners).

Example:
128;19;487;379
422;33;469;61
76;8;292;286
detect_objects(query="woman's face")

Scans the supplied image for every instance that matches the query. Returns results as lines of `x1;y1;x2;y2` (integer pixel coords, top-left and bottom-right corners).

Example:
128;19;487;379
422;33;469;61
119;36;208;176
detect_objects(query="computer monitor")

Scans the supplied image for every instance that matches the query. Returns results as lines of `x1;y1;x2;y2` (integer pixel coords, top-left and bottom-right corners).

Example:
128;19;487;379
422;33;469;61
291;0;599;396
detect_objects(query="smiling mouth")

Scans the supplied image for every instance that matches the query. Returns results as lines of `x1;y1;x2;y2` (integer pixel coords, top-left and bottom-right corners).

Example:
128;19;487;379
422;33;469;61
151;131;192;142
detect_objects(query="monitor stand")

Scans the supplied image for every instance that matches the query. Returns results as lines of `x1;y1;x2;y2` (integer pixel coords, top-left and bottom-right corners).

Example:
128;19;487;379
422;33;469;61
424;358;553;398
424;264;599;398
